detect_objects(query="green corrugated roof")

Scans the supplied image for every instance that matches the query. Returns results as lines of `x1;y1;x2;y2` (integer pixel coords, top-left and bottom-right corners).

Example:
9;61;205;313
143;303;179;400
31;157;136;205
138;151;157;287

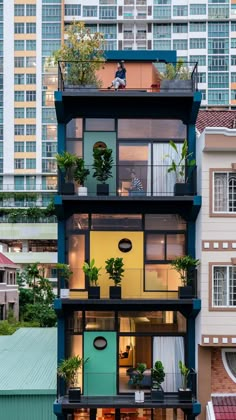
0;328;57;395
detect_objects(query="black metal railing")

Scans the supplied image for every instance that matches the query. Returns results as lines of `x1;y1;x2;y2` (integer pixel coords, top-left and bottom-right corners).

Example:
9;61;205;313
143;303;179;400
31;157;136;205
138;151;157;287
57;60;198;93
58;164;197;197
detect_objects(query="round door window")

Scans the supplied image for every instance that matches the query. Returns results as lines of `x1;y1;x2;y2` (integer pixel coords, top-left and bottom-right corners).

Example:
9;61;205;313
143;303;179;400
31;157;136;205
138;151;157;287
118;238;132;253
93;336;107;350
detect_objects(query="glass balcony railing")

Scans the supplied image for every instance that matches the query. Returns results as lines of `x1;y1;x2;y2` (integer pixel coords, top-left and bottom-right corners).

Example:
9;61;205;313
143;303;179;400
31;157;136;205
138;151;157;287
57;370;197;401
58;165;197;197
57;268;198;300
57;60;198;92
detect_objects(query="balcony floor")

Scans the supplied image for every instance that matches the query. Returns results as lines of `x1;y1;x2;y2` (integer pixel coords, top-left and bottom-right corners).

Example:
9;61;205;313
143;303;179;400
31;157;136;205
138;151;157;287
58;394;199;411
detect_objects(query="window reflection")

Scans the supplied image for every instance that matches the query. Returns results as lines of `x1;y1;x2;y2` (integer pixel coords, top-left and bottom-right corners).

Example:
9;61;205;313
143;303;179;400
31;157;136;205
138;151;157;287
118;119;186;139
85;311;115;330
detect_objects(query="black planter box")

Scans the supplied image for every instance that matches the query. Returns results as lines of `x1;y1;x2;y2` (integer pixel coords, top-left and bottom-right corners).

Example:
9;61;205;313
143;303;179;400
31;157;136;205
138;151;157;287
178;389;192;402
178;286;194;299
109;286;121;299
68;387;81;402
174;183;192;196
97;183;109;196
61;182;75;195
151;388;164;401
88;286;100;299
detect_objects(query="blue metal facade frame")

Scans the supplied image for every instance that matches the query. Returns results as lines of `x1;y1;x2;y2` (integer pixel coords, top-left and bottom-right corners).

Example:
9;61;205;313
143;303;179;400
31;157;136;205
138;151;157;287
104;50;177;63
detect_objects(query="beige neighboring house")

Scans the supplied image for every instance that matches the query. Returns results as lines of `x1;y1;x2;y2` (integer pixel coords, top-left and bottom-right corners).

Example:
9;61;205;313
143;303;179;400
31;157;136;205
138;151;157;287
196;110;236;420
0;252;19;321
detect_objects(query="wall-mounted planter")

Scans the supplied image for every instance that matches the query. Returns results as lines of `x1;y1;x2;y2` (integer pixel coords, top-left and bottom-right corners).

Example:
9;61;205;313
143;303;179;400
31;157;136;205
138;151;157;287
178;388;192;402
178;286;193;299
151;388;164;402
97;184;109;196
174;183;192;196
109;286;121;299
68;387;81;402
88;286;100;299
61;182;75;195
78;186;88;196
135;390;144;403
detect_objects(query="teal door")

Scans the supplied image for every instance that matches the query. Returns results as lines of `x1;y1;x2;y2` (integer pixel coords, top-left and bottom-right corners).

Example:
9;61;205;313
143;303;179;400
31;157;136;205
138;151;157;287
83;332;117;396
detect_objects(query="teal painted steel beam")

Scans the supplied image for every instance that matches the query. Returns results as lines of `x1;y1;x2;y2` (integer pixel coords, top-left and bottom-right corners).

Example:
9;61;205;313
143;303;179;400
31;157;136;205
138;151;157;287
105;50;177;63
190;91;201;124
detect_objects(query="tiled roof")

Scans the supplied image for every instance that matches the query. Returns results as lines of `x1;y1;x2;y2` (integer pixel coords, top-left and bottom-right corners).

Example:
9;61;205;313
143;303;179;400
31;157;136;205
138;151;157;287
197;110;236;133
212;396;236;420
0;252;17;267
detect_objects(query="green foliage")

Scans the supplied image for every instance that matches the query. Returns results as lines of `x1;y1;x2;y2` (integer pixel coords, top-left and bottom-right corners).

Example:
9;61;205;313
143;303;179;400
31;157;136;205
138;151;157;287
44;201;56;217
82;259;101;286
93;147;113;183
58;355;89;388
56;151;78;182
151;360;165;390
166;139;196;183
170;255;200;286
161;59;190;81
105;257;124;286
23;303;57;327
7;308;16;325
56;263;73;287
74;158;90;186
6;205;56;223
0;320;40;336
179;360;190;390
50;22;105;87
17;263;56;325
131;363;147;390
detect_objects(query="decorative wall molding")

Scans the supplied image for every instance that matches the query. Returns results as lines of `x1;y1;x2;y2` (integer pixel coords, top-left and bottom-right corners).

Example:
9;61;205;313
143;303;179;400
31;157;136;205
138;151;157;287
202;240;236;251
202;335;236;346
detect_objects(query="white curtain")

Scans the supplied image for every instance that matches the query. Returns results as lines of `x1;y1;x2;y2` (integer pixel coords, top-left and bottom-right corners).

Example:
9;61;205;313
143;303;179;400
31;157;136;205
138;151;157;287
152;143;183;196
153;336;184;392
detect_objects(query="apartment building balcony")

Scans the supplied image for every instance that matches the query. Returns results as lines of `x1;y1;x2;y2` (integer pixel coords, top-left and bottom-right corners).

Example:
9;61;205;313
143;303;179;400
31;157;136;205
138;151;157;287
55;370;200;418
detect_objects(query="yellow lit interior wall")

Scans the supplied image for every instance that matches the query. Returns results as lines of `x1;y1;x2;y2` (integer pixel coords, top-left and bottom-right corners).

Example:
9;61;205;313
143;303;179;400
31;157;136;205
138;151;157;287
90;232;180;299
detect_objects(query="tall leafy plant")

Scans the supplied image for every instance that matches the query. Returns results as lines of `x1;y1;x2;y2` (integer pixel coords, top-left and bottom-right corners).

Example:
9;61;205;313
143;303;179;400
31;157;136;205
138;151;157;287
179;360;190;390
58;355;89;389
166;139;196;183
93;147;113;184
82;259;101;286
56;263;73;288
170;255;199;287
131;363;147;390
56;151;78;182
161;59;190;81
74;158;90;187
151;360;165;390
105;257;124;286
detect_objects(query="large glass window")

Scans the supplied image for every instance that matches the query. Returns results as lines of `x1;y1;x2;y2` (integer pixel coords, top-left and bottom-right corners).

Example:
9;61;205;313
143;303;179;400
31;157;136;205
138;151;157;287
145;214;186;231
213;172;236;212
68;235;85;289
85;311;115;330
91;214;142;230
118;119;186;139
85;118;115;131
146;233;185;261
213;266;236;307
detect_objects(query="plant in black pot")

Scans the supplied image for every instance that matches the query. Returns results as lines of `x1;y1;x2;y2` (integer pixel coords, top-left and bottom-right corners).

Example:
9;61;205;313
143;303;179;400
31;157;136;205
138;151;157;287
93;147;113;196
57;355;89;402
151;360;165;401
56;151;77;195
166;139;196;196
82;259;101;299
56;263;73;298
105;257;124;299
74;157;90;196
131;362;147;403
178;360;192;402
170;255;199;299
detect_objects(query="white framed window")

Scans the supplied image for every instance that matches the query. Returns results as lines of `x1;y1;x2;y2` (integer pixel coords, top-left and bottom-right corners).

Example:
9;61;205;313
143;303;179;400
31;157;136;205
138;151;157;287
222;349;236;383
213;172;236;213
212;265;236;307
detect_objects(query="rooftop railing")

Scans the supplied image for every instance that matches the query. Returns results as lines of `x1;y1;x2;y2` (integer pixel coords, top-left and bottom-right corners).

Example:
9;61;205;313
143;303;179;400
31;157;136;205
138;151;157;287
57;60;198;93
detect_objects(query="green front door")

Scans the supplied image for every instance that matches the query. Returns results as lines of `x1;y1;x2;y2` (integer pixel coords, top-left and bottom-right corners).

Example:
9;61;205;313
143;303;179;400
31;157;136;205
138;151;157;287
83;332;117;396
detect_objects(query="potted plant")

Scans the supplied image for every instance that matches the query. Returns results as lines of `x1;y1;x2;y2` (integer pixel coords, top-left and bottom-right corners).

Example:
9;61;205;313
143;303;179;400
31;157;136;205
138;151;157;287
170;255;200;299
105;257;124;299
131;362;146;403
57;355;88;402
74;158;90;196
160;59;192;92
56;263;73;298
56;151;77;195
178;361;192;402
93;147;113;196
151;360;165;401
166;139;196;196
82;259;101;299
